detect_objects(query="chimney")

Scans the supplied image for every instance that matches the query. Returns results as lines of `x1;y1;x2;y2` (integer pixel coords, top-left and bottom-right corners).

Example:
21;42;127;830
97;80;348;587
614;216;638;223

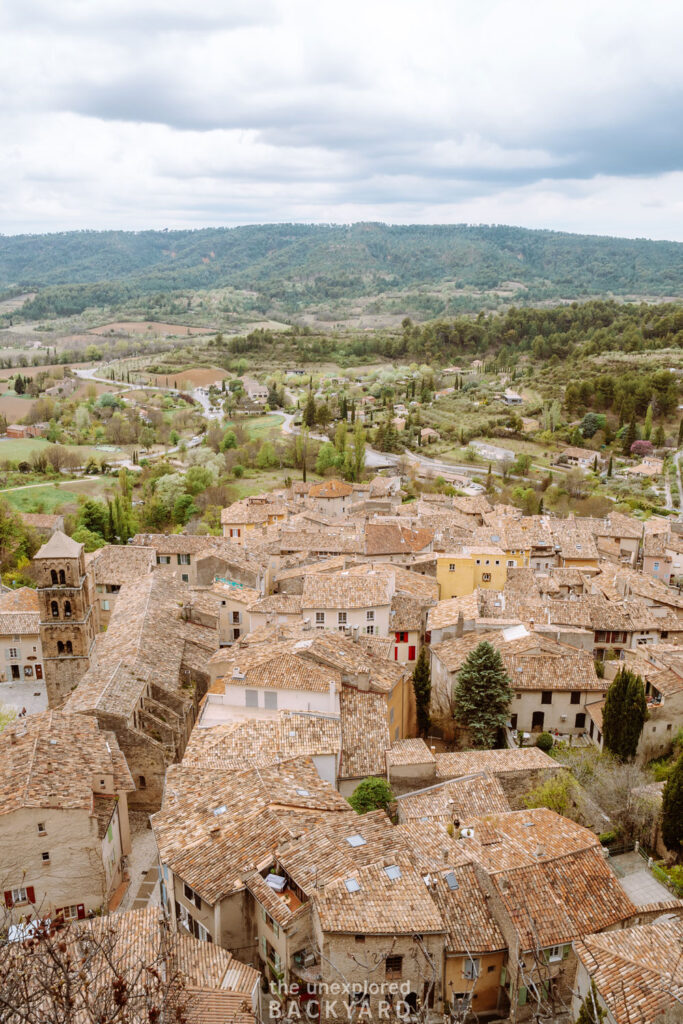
352;625;360;643
529;618;535;631
456;611;464;638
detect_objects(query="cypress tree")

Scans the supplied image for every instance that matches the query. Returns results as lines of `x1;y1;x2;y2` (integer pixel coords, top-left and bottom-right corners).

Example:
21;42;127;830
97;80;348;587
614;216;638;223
661;751;683;854
607;455;613;477
574;982;606;1024
678;418;683;447
602;667;647;760
623;416;637;456
452;640;513;748
411;647;431;738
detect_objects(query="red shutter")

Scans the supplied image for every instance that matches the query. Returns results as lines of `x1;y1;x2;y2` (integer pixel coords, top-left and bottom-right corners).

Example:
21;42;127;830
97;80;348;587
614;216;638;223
408;646;416;661
77;904;86;919
4;891;13;908
394;647;399;661
395;632;400;642
26;887;35;904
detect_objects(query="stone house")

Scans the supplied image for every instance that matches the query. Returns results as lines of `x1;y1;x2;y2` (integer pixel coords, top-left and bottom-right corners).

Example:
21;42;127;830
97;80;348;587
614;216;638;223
0;587;43;686
88;543;156;630
301;571;393;637
0;711;133;922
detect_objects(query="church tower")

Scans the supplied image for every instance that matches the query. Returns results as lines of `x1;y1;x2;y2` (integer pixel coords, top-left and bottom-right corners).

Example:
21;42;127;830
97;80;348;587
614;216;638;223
34;531;97;708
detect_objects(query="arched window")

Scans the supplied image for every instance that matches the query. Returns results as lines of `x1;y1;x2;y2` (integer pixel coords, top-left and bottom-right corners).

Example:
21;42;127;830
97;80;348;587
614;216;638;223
57;641;65;654
64;601;72;618
51;601;59;619
65;641;73;655
50;570;58;584
58;570;66;585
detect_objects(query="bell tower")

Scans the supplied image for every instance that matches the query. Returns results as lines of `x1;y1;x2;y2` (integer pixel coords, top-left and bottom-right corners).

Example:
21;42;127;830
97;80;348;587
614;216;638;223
34;531;97;708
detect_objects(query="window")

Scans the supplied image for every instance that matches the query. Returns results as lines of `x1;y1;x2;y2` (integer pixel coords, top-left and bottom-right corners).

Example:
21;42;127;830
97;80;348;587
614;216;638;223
463;958;480;980
138;775;146;789
157;555;171;565
230;528;241;539
8;647;18;659
102;600;110;611
232;611;241;624
355;935;365;943
570;691;581;705
23;666;33;678
177;554;190;565
507;560;515;567
264;691;278;710
654;562;660;571
245;689;259;707
232;628;240;640
510;713;518;730
64;601;72;619
385;955;403;978
548;946;563;962
62;905;80;920
181;574;189;583
11;887;27;905
51;570;58;584
183;882;202;909
575;713;586;729
365;625;375;635
541;691;552;705
449;563;455;572
51;601;59;618
475;559;481;566
66;641;72;654
41;852;50;862
481;573;491;582
338;612;347;625
395;631;408;643
315;612;325;626
495;560;500;566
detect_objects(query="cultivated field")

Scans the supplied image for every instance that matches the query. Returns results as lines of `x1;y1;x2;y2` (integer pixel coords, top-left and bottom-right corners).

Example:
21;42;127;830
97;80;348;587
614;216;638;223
143;367;231;388
89;322;214;336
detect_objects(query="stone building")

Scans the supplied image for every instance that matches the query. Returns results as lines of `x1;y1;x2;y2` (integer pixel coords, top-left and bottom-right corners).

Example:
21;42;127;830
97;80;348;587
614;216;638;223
64;573;215;811
34;531;98;708
0;711;133;922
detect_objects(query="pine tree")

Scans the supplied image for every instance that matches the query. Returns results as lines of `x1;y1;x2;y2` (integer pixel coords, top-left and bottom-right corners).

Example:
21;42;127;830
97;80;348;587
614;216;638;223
661;751;683;854
575;982;606;1024
602;667;647;760
13;374;24;395
452;641;513;748
653;424;666;447
412;647;431;738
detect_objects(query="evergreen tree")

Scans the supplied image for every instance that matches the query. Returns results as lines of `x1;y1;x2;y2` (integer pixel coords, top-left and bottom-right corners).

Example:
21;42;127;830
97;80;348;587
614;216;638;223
13;374;24;395
623;416;637;456
303;392;316;428
644;403;653;440
411;647;431;738
452;641;513;748
653;424;666;447
607;455;613;477
602;667;648;760
574;982;606;1024
678;419;683;447
352;420;366;482
661;751;683;854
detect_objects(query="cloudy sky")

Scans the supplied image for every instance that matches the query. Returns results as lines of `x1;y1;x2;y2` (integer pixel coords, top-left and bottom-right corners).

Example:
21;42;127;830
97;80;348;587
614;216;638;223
2;0;683;238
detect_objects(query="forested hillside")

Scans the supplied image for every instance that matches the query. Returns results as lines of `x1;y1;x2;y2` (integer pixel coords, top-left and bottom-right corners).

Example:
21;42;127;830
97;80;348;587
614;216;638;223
3;223;683;321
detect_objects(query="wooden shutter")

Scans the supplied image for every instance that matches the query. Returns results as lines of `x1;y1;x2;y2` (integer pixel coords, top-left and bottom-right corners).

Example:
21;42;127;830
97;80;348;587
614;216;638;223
4;891;13;908
26;887;35;904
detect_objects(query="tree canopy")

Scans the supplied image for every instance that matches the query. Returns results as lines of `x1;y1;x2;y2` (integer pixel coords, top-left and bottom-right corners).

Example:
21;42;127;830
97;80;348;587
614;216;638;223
602;667;648;761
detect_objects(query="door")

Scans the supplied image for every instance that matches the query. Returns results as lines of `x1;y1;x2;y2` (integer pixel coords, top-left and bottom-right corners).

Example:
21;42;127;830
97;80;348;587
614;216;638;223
10;665;20;680
35;665;43;679
531;711;545;731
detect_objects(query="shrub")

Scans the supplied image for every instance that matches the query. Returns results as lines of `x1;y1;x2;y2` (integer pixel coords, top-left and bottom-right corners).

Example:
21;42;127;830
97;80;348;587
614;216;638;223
348;777;394;815
535;731;554;753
